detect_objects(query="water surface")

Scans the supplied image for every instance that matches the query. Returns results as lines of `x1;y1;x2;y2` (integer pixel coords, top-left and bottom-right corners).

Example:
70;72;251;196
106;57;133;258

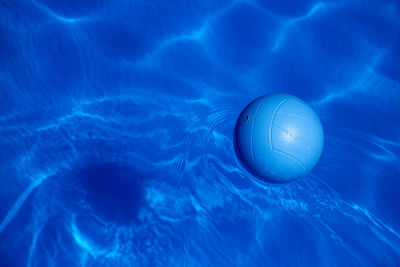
1;0;400;266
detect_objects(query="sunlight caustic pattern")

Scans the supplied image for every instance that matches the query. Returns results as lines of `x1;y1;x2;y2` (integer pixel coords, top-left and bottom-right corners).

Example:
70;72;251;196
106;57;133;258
0;0;400;266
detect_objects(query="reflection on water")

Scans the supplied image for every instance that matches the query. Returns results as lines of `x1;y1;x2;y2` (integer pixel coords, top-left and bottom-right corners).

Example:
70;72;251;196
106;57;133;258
0;0;400;266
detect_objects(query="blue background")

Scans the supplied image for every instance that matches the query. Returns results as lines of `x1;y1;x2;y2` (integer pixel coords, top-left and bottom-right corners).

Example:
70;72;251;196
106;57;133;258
1;0;400;266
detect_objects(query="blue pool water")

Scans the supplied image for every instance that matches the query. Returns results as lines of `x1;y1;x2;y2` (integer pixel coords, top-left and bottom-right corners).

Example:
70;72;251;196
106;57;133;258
1;0;400;266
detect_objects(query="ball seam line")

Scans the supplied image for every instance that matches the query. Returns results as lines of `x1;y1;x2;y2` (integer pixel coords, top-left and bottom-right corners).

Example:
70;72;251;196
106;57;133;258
272;148;308;174
251;96;270;160
269;99;289;151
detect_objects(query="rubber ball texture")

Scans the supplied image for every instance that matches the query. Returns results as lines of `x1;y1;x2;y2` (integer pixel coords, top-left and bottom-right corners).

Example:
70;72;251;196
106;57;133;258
233;94;324;183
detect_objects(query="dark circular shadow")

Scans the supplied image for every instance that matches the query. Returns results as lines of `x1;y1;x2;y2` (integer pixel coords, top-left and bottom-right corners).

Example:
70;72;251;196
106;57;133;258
75;161;146;225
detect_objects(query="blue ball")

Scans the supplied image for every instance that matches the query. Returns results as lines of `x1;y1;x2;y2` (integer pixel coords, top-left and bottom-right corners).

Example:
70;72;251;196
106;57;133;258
233;94;324;183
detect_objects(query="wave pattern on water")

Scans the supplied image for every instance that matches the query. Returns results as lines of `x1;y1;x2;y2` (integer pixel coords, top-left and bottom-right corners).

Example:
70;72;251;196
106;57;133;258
0;0;400;266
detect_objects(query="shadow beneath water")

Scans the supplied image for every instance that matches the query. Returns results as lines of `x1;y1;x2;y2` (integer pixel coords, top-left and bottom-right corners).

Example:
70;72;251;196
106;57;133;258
76;161;146;225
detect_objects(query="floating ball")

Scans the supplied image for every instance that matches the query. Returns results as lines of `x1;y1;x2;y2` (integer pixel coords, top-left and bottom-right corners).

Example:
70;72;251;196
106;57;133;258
233;94;324;183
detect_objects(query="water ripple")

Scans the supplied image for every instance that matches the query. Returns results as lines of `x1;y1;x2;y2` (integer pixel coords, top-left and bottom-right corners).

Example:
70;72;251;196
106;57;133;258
1;0;400;266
